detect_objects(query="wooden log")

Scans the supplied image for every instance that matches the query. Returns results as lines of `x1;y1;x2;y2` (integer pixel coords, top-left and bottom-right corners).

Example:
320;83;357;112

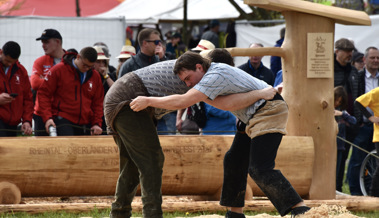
0;181;21;204
1;196;379;214
0;135;313;199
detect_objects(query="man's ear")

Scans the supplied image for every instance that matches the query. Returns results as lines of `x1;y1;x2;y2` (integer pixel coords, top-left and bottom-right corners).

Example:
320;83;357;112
196;63;203;72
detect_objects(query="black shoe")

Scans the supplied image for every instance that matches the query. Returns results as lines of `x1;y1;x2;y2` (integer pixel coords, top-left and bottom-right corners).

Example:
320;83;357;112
225;210;246;218
291;206;311;217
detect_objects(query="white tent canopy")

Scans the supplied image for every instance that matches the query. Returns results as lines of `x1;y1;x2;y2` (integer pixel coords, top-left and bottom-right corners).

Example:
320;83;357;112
92;0;253;23
234;15;379;67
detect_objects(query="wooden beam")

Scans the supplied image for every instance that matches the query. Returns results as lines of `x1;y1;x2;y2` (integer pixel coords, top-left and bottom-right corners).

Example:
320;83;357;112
226;47;285;58
243;0;371;26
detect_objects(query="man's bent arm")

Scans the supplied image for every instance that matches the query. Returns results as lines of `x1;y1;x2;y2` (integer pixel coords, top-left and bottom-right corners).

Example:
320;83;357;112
207;86;277;111
130;89;208;111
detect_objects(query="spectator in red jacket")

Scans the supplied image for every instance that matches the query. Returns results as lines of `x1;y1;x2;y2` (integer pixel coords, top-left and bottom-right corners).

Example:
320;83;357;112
36;47;104;136
32;29;65;136
0;41;33;137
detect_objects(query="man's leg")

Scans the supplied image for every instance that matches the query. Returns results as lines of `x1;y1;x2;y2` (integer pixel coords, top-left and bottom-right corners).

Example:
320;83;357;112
112;106;164;218
220;132;250;214
347;124;374;195
54;116;75;136
337;126;357;191
33;114;49;136
110;135;139;218
0;120;17;137
248;133;303;216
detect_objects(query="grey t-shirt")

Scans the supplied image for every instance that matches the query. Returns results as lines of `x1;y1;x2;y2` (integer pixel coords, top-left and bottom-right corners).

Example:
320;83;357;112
134;60;189;97
134;60;190;118
193;62;269;123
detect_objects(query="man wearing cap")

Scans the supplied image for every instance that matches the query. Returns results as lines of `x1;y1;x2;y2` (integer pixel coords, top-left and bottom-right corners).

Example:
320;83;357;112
125;27;135;47
201;19;220;48
118;28;166;78
93;46;116;93
352;51;365;72
332;38;362;193
116;45;136;78
94;46;117;134
347;46;379;195
166;32;187;59
0;41;33;137
239;43;275;86
36;47;104;136
333;38;361;193
93;42;117;76
32;29;65;136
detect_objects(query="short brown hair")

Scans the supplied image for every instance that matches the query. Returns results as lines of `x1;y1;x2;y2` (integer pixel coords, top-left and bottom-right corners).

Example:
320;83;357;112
137;28;160;47
80;47;97;62
208;48;234;66
174;51;211;75
335;38;355;51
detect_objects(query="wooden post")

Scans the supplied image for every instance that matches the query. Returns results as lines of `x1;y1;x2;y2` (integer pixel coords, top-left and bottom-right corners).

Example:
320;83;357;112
240;0;371;200
281;11;335;200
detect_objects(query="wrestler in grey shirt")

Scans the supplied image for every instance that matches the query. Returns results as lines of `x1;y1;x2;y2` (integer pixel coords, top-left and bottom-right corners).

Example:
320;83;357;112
193;63;269;123
134;60;190;118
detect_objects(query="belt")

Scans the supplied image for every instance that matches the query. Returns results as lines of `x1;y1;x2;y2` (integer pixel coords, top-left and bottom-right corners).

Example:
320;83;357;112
256;93;283;112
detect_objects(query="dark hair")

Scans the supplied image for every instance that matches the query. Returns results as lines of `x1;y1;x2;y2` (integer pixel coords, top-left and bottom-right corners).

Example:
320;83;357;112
2;41;21;59
174;51;211;75
137;28;160;47
208;48;234;66
334;86;348;110
67;48;78;54
80;47;97;63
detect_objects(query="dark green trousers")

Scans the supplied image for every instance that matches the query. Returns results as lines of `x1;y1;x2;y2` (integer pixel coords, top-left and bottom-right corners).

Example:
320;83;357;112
110;106;164;218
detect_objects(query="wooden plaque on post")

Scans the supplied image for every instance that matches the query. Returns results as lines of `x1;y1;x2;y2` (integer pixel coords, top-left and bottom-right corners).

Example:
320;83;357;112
307;33;333;78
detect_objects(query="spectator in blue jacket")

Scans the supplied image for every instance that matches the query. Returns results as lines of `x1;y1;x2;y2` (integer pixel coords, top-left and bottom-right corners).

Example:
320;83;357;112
270;27;285;77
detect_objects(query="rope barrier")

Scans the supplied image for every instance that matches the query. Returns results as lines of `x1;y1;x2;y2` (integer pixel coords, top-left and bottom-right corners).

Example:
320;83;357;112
0;125;237;135
337;135;378;160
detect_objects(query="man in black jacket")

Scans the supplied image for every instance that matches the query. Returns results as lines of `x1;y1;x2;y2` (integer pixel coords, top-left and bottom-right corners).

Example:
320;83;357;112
333;37;360;193
238;43;275;86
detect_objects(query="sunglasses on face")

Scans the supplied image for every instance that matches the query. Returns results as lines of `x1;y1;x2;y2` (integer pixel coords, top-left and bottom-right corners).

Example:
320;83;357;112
145;40;161;45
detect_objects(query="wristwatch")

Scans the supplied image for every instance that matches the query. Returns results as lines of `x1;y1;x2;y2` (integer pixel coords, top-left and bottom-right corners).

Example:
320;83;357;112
103;74;109;79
